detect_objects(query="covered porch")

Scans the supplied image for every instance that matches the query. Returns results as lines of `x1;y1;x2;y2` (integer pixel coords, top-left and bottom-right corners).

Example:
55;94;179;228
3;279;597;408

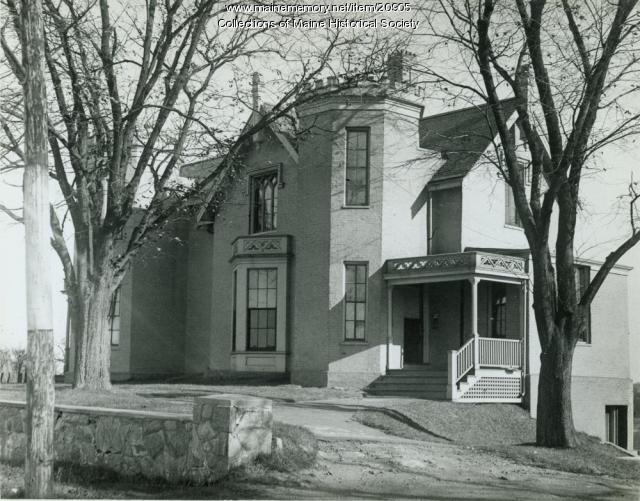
382;250;529;403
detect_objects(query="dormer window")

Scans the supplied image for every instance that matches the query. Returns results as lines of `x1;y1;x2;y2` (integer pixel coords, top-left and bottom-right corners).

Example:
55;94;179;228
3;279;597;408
250;171;278;233
345;128;370;206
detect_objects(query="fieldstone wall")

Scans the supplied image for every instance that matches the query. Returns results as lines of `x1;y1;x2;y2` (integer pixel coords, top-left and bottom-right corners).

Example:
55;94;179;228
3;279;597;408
0;394;272;483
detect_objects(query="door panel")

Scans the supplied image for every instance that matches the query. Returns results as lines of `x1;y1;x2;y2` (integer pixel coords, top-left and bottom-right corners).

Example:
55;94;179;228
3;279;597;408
403;318;423;365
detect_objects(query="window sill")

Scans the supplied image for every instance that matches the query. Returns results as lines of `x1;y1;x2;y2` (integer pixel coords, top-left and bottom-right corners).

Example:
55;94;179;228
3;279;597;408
576;341;592;347
231;350;286;354
340;340;368;346
504;223;524;231
248;230;278;236
342;205;370;209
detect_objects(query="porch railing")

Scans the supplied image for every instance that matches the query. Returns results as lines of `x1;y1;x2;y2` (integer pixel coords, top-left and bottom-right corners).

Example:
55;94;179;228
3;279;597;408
455;337;475;382
448;337;523;400
478;338;521;368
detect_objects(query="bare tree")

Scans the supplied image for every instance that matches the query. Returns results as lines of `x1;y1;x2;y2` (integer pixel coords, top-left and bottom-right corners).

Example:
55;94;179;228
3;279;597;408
0;0;400;390
418;0;640;446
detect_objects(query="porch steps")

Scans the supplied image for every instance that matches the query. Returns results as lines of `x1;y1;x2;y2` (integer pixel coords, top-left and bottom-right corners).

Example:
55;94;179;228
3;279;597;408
366;368;448;400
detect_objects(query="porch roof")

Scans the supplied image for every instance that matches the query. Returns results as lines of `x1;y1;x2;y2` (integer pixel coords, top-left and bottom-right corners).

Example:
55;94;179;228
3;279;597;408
384;251;529;285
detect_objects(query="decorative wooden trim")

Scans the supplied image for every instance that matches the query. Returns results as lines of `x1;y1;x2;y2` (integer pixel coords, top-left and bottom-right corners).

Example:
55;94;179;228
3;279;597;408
232;234;292;259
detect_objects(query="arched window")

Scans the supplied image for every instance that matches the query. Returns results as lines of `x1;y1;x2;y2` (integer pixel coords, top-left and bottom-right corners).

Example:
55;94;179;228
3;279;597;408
251;172;278;233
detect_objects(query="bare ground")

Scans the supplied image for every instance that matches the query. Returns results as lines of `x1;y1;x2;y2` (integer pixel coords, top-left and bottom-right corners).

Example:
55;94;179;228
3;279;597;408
2;383;639;499
3;435;639;500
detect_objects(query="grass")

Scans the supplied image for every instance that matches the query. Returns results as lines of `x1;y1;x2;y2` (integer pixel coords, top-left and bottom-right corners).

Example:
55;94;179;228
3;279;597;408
0;422;317;499
355;398;537;446
354;406;640;480
0;381;363;413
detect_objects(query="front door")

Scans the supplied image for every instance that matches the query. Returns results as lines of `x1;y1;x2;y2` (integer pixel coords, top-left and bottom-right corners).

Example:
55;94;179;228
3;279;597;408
403;318;423;365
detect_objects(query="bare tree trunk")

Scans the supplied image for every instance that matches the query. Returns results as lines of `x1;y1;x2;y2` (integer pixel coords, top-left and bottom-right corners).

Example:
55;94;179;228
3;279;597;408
71;272;114;391
21;0;55;496
536;329;578;447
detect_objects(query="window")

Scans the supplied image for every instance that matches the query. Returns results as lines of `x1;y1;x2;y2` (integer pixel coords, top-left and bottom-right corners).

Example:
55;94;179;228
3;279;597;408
231;269;237;351
345;129;369;206
605;405;627;448
247;269;277;351
521;162;531;185
490;283;507;339
344;263;367;340
109;288;121;346
505;185;523;228
574;264;592;343
250;172;278;233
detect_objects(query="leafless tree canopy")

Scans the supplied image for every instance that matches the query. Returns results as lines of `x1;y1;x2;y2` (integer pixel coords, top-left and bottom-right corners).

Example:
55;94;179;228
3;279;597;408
0;0;402;389
412;0;640;447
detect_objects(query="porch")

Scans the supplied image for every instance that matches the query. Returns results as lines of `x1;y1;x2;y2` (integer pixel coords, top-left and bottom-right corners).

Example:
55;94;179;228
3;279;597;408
379;250;529;403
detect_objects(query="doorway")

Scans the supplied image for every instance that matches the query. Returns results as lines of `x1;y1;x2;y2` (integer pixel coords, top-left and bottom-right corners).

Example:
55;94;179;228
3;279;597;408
605;405;628;448
403;318;423;365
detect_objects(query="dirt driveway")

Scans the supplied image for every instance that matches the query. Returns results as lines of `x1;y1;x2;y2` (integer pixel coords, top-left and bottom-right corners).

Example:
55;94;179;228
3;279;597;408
254;401;640;500
228;435;639;500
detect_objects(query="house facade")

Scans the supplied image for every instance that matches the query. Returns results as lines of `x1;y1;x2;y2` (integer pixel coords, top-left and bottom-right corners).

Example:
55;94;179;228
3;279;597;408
65;57;635;449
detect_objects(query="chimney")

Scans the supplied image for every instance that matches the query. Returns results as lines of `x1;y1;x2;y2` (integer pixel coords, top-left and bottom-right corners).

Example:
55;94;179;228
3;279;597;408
251;72;261;114
516;62;529;107
387;51;416;87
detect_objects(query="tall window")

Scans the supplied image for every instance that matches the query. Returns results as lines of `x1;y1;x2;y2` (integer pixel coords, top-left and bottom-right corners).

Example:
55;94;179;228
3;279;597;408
251;172;278;233
231;270;237;351
344;263;367;340
505;185;523;228
490;283;507;339
574;264;592;343
345;129;369;206
247;269;277;351
109;288;121;346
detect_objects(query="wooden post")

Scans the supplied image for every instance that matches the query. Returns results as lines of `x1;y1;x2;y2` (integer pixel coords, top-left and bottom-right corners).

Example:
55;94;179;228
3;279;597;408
447;350;457;400
521;280;528;395
21;0;55;496
386;285;393;373
470;277;479;369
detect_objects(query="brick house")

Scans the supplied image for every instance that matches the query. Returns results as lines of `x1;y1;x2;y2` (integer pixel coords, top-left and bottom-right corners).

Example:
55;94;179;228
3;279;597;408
65;56;635;450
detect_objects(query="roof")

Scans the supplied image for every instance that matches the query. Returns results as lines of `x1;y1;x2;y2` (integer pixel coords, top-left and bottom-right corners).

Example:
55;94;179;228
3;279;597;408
179;157;224;179
420;98;518;182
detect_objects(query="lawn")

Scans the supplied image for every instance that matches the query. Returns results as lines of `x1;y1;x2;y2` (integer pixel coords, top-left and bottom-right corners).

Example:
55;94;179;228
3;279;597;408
355;398;537;445
354;403;640;481
0;380;363;413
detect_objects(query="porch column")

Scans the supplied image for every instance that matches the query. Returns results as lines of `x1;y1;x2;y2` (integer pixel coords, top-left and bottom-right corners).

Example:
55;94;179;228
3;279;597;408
470;277;479;368
386;284;393;373
520;280;528;375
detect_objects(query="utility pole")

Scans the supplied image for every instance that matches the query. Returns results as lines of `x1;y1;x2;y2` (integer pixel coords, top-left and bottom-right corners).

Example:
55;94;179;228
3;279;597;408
21;0;55;496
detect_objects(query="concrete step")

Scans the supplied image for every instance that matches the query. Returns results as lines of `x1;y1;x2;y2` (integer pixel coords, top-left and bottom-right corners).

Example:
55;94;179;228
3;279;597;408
387;369;447;376
371;376;447;386
385;370;448;377
366;388;447;400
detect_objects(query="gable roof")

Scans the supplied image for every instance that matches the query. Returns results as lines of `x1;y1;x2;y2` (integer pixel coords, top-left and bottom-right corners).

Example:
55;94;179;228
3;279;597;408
420;98;518;182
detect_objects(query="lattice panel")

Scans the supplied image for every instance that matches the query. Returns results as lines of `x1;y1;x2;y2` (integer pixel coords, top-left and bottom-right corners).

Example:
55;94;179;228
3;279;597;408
389;254;473;272
459;376;521;400
478;255;526;274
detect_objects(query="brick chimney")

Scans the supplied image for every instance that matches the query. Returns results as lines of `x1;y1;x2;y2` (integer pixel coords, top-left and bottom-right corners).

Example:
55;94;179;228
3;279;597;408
251;72;261;113
387;51;416;86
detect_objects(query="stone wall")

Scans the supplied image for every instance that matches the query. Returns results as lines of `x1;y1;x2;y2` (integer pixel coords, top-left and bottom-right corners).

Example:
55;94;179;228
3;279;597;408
0;394;272;484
